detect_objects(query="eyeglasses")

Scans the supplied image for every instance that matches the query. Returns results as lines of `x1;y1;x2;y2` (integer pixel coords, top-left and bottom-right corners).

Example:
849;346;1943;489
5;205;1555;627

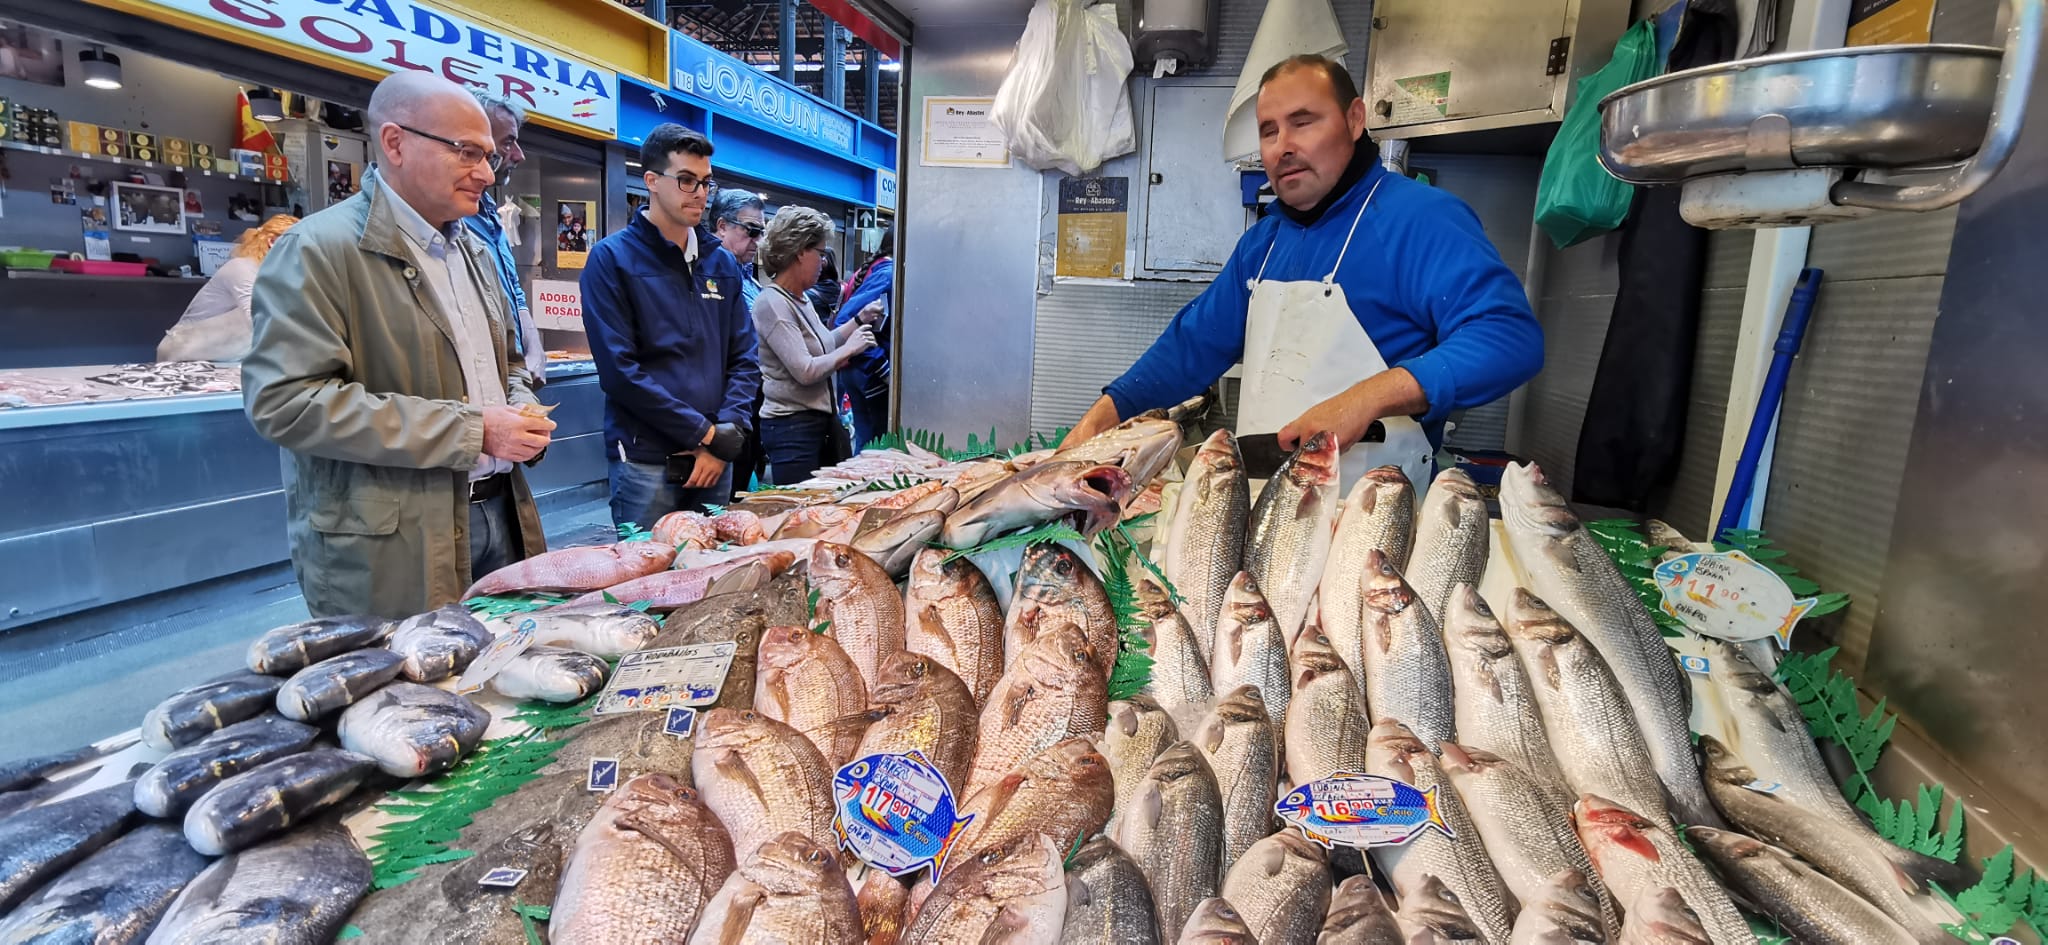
397;124;503;171
657;170;716;194
728;221;765;239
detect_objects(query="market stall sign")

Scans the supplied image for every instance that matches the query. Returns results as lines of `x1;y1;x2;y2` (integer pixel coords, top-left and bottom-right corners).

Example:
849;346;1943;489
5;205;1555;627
1653;550;1818;647
671;31;856;156
834;751;973;878
1274;773;1454;849
1055;176;1128;279
531;279;582;330
875;168;897;212
112;0;619;137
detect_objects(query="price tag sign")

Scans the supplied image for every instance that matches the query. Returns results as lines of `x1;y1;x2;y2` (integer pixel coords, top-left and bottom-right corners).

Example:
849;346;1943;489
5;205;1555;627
1274;773;1454;850
454;618;540;693
587;757;619;793
664;707;698;738
477;867;528;888
833;751;974;879
592;642;737;716
1654;551;1817;647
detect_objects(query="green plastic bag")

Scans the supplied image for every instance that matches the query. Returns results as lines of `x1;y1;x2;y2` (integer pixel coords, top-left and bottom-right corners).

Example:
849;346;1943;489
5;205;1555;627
1535;19;1659;248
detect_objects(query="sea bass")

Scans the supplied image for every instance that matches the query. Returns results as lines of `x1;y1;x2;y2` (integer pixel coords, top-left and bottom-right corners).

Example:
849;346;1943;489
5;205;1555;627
1687;827;1919;945
939;461;1134;548
904;833;1068;944
1617;887;1712;945
336;682;490;778
756;625;872;770
0;782;137;912
245;615;390;675
183;749;375;856
386;604;493;682
689;831;863;945
1571;795;1754;945
1285;628;1372;784
141;674;287;751
551;774;735;945
966;623;1108;797
1162;430;1250;657
1321;466;1416;667
520;601;663;658
1059;837;1160;945
691;709;838;861
1443;584;1576;816
1507;868;1612;945
1394;873;1487;944
1193;685;1279;881
1178;898;1259;944
275;648;405;721
1439;743;1618;939
856;651;981;792
903;549;1007;709
1098;696;1180;830
1320;875;1403;945
1219;829;1332;945
135;714;319;818
0;822;208;944
1208;573;1292;744
1134;573;1215;736
811;542;907;693
145;823;372;945
1006;543;1119;677
1244;432;1339;643
949;738;1113;872
1365;720;1515;945
1356;550;1457;748
1113;742;1224;940
1407;467;1490;625
464;540;676;597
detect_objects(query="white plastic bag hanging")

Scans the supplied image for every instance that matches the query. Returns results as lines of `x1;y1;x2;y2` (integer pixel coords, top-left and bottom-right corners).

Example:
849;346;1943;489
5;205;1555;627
990;0;1137;177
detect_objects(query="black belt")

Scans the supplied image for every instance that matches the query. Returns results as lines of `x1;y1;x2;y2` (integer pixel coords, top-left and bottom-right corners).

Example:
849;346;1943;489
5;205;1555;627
468;473;510;504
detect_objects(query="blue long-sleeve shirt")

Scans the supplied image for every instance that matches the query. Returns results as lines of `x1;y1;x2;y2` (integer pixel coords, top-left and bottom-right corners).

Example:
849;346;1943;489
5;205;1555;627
1105;161;1541;445
581;210;761;463
465;193;529;354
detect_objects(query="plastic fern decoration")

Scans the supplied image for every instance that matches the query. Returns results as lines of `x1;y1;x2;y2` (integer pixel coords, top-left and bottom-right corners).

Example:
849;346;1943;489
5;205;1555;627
1091;522;1156;702
1774;647;1896;806
1859;784;1967;864
463;593;569;619
615;521;651;542
938;522;1088;564
1583;518;1688;637
1935;846;2037;943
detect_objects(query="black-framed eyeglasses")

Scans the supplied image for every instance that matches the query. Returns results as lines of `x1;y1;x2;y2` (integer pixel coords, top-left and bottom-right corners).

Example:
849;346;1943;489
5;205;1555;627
728;220;765;239
656;170;715;194
397;124;503;171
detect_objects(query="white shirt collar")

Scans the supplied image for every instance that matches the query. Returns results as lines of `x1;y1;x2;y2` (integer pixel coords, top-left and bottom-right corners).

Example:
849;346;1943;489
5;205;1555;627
383;176;462;250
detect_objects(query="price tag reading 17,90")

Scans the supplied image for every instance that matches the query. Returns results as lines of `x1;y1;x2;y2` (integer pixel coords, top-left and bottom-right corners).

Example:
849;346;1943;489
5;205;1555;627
1654;550;1817;648
834;751;973;879
592;642;737;716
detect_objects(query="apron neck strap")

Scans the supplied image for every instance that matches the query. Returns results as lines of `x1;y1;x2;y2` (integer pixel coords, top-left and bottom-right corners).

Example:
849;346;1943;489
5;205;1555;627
1250;174;1389;288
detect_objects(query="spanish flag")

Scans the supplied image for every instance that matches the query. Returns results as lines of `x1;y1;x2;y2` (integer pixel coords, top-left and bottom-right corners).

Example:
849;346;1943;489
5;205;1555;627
235;90;279;154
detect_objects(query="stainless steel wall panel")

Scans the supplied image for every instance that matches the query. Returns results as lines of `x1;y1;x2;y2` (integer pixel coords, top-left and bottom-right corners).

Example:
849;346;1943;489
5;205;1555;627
1702;228;1755;291
1657;286;1743;536
1029;281;1208;436
1801;209;1961;283
0;528;101;622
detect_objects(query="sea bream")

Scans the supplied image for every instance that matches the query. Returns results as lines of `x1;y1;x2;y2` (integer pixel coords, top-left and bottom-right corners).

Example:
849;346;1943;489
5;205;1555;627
146;823;373;945
1005;543;1119;677
938;461;1134;548
385;604;494;682
336;682;490;778
691;708;839;861
856;651;980;792
1161;430;1250;656
274;648;405;721
0;822;208;944
551;774;735;945
903;549;1007;710
183;749;375;856
1320;465;1416;671
947;739;1113;873
755;624;872;770
134;714;319;818
517;600;663;658
966;623;1109;797
810;542;908;693
903;833;1068;944
464;540;677;597
245;615;390;675
141;673;288;751
0;782;137;913
689;831;863;944
1244;431;1339;643
488;645;610;703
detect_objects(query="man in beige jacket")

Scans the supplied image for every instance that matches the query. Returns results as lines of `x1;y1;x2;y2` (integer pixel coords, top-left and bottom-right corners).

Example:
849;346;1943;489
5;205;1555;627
243;72;555;618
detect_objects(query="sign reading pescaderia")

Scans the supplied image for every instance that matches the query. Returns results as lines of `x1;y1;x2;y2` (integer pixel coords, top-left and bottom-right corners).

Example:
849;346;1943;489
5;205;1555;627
135;0;619;136
671;31;856;155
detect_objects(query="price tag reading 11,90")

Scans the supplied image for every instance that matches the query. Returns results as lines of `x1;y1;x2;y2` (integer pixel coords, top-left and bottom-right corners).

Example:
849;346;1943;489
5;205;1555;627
1654;550;1817;648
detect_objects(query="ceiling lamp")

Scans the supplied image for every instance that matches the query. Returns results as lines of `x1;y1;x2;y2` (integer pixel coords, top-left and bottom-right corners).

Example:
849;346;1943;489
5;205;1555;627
247;87;285;122
79;45;122;90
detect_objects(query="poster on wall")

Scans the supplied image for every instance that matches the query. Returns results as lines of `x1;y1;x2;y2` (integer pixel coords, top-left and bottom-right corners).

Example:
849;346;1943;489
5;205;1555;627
920;97;1009;168
531;279;584;330
556;200;594;269
1056;176;1129;279
326;160;360;204
112;181;187;235
0;19;65;86
1847;0;1936;45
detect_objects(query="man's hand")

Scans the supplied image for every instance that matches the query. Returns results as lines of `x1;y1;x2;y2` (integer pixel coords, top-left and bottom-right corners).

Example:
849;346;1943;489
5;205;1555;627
1276;368;1427;452
482;404;555;463
855;299;886;327
685;449;727;489
1059;395;1123;450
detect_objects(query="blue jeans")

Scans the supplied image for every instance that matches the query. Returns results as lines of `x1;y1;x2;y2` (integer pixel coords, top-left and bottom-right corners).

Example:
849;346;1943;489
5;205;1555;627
608;458;734;532
760;410;839;486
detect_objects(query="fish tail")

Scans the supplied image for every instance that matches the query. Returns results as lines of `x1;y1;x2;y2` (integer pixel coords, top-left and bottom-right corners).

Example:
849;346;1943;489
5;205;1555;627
1424;785;1454;839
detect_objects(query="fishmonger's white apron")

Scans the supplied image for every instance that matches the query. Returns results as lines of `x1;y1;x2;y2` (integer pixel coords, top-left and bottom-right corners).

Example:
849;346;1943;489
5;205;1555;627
1235;177;1436;495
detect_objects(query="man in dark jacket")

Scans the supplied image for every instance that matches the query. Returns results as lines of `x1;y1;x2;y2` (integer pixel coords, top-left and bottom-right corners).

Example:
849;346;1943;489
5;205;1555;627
580;123;760;529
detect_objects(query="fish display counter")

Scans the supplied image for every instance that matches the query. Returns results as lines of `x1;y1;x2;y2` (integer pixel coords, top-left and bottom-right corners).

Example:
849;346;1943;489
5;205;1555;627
0;415;1975;943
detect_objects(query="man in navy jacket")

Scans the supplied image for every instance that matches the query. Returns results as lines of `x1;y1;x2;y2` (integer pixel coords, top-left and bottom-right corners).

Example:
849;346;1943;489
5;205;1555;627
581;123;760;529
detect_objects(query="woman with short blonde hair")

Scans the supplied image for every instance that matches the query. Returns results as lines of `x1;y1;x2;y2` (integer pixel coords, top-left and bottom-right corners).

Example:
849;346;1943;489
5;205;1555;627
156;213;298;362
750;206;884;484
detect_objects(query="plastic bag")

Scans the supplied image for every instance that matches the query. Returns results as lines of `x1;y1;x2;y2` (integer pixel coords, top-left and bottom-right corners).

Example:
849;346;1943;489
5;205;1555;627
1535;19;1660;248
990;0;1136;176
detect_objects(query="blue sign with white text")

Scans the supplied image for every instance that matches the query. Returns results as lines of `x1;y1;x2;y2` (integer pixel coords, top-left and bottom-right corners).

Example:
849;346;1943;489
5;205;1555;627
671;32;856;155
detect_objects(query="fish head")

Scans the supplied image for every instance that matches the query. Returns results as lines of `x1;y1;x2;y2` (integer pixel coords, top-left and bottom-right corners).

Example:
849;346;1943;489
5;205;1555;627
1131;573;1176;620
1701;640;1779;697
1017;544;1091;600
756;625;822;671
1193;430;1244;480
1621;887;1712;945
1503;590;1581;646
1499;463;1580;537
1694;734;1760;786
617;540;679;569
1682;825;1768;865
873;651;947;705
1105;696;1163;739
1365;719;1428;777
809;542;888;599
1395;873;1481;939
1142;740;1215;787
1573;794;1663;865
1036;738;1113;794
1360;551;1419;613
616;772;692;809
1290;632;1350;688
1282;432;1342;486
1443;585;1513;661
748;830;845;893
1180;897;1258;942
696;707;772;750
1223;572;1274;622
1018;622;1100;688
1326;874;1397;924
1517;868;1607;944
1434;742;1508;779
1042;463;1134;533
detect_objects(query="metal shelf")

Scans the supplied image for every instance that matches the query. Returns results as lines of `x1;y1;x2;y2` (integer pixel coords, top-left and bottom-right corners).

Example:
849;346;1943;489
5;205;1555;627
0;139;274;184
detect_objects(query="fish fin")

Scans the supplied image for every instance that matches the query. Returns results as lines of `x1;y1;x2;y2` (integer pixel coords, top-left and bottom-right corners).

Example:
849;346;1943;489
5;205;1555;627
717;887;767;945
1423;785;1455;840
1882;842;1972;894
979;772;1027;822
713;750;770;812
707;561;772;597
978;905;1031;945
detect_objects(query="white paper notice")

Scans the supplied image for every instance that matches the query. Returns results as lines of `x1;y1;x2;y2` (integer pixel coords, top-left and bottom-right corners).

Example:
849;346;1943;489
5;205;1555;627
920;97;1010;168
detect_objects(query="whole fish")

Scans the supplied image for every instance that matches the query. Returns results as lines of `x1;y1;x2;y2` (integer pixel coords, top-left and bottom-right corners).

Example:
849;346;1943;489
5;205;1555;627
853;509;946;577
245;616;390;675
1442;585;1576;815
1054;415;1182;492
1321;466;1416;666
675;538;822;572
776;504;862;543
1321;875;1404;945
551;774;735;945
1285;628;1372;784
1099;696;1180;830
1193;685;1278;881
939;461;1134;547
0;769;97;822
465;540;677;597
0;782;137;912
275;648;405;721
1178;898;1258;944
712;508;770;545
757;625;872;770
1616;887;1711;945
183;749;374;856
1134;574;1215;736
1244;431;1339;642
1208;573;1292;743
949;738;1114;871
1697;736;1955;943
1686;827;1919;945
0;822;207;944
1407;468;1490;625
1503;591;1676;831
692;708;838;861
0;742;117;794
1007;543;1119;677
653;510;716;548
1571;795;1754;945
135;714;319;818
142;674;287;751
878;481;958;514
1365;720;1516;945
857;650;980;792
856;865;911;945
1219;829;1332;945
1499;464;1716;828
903;549;1007;709
145;823;372;945
520;601;663;658
967;623;1108;797
386;604;493;682
1162;430;1250;656
569;553;795;611
1508;868;1612;945
1439;743;1619;938
1113;742;1224;940
1394;873;1487;944
336;682;489;778
1356;550;1457;748
689;831;862;944
812;542;907;693
489;645;610;703
1060;837;1161;945
904;833;1068;944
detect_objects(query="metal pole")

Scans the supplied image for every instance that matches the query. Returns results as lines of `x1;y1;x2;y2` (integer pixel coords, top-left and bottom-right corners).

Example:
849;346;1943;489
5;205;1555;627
824;23;846;107
862;40;880;123
645;0;666;26
779;0;797;84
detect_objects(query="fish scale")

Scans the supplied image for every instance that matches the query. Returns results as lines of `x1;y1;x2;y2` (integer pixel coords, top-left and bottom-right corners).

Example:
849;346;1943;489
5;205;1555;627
1194;685;1279;883
1245;433;1340;644
387;604;493;682
1572;796;1753;945
489;645;610;703
812;542;908;694
1405;468;1490;626
1284;630;1372;785
551;775;735;945
904;834;1068;943
688;831;863;944
1058;838;1161;945
1135;574;1215;737
148;823;373;945
1438;743;1620;940
336;682;490;779
1441;585;1579;819
1114;742;1224;941
0;782;137;913
1163;430;1251;657
0;822;208;944
141;674;288;753
134;714;319;818
1394;873;1487;943
1507;868;1612;945
1208;573;1292;750
182;749;375;856
1321;467;1416;675
1687;827;1920;945
756;625;872;770
903;549;1007;710
1320;875;1404;944
1219;830;1332;945
1365;720;1516;945
966;623;1109;798
948;739;1114;871
1098;696;1179;831
1356;551;1457;748
692;709;839;863
856;651;980;793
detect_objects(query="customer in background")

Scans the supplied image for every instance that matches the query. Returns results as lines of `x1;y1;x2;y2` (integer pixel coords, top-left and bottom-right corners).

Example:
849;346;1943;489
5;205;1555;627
706;188;766;312
835;228;895;449
243;71;553;618
156;212;297;363
464;89;547;382
809;246;842;321
753;207;883;485
581;122;759;529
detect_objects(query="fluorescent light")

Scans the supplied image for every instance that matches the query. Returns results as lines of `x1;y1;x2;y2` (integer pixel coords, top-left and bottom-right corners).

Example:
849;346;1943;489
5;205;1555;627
79;46;122;90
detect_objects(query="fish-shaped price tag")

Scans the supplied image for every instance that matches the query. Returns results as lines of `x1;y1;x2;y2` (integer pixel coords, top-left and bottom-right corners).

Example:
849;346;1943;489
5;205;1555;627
454;618;540;693
832;751;974;879
592;642;736;715
1654;551;1817;648
1274;772;1453;849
